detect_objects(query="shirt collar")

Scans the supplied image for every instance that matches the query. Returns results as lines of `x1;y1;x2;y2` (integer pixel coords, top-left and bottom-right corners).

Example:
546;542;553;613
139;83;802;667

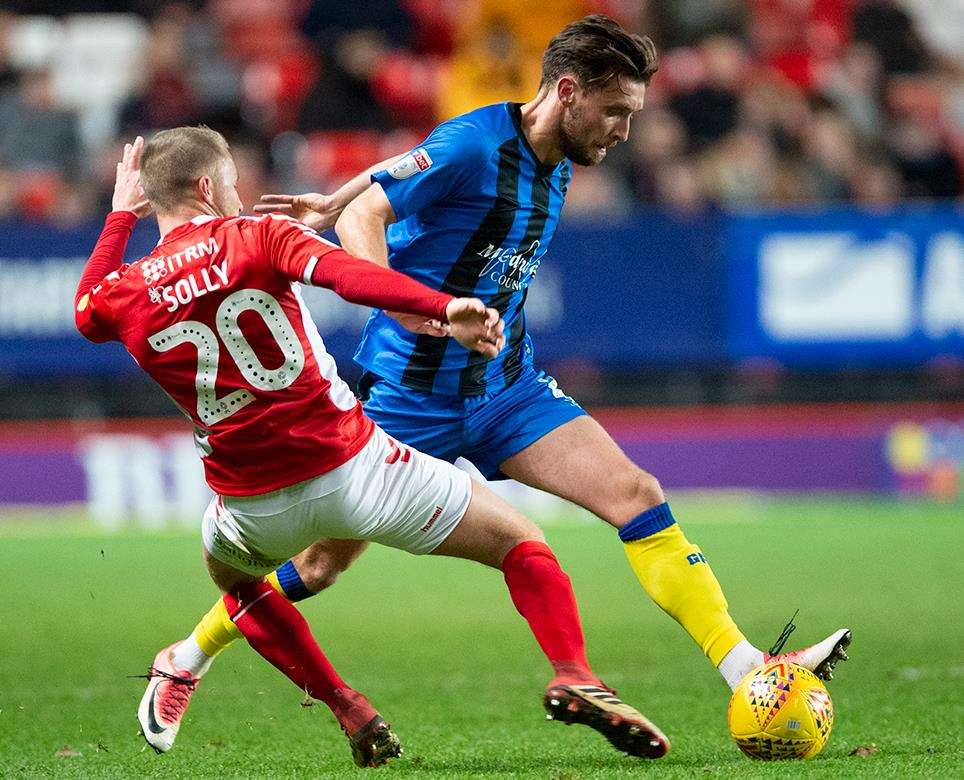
156;214;218;246
506;102;566;176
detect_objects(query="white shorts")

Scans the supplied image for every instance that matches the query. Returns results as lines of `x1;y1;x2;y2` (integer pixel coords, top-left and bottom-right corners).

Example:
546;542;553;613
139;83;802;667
202;426;473;576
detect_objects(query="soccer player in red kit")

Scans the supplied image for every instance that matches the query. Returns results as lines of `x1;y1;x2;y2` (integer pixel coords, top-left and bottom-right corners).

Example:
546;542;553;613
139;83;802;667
77;129;669;767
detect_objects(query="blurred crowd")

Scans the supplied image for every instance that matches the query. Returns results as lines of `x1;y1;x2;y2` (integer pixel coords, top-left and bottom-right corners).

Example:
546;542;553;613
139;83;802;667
0;0;961;224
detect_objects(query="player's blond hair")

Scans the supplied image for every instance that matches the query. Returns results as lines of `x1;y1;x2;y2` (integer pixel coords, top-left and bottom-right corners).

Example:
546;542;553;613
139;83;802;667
141;126;232;211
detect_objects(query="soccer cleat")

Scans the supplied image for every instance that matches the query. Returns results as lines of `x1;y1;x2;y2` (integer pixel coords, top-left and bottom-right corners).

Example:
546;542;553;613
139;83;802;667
136;643;199;753
345;715;403;768
765;628;852;681
543;683;669;759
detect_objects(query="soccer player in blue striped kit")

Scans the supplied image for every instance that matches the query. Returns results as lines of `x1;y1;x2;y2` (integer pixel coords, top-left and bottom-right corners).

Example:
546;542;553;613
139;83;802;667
158;14;851;755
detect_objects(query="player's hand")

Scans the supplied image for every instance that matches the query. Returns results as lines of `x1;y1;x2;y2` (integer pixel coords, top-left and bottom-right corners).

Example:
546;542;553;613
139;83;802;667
388;311;450;337
445;298;505;358
254;193;339;232
112;136;151;218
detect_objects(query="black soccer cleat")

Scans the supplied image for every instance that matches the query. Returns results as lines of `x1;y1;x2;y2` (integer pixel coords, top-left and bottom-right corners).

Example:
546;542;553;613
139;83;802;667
543;683;669;759
346;715;403;768
812;629;852;681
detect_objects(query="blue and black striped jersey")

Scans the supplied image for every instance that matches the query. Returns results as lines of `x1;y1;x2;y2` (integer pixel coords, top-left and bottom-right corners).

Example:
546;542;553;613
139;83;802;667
354;102;570;396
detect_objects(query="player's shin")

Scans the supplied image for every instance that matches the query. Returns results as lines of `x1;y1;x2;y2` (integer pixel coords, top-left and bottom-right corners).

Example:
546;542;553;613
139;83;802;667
619;503;752;682
223;580;376;733
501;540;595;683
183;560;313;670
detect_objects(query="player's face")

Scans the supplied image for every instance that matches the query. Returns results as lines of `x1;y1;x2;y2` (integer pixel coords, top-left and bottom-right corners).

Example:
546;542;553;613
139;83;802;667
212;157;243;217
560;77;646;166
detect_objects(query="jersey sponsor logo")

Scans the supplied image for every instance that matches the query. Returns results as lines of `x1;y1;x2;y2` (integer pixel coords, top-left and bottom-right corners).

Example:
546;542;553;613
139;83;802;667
141;237;221;284
387;147;433;179
477;239;542;291
149;259;230;312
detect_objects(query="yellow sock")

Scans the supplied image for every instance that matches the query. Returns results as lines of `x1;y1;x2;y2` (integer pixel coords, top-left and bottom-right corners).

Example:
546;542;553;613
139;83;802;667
191;570;289;658
620;504;745;666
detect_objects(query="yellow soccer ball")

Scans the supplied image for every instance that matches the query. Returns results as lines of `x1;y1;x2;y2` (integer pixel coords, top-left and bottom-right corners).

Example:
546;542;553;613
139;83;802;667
727;661;834;760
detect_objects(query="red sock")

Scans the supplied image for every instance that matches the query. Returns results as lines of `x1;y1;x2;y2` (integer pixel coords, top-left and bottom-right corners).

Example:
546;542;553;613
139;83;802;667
223;581;375;733
501;541;594;684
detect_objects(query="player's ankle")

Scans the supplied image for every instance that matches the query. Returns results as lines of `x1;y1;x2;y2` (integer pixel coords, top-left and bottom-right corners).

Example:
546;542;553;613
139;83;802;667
171;635;214;678
550;661;598;686
717;640;764;691
330;688;378;734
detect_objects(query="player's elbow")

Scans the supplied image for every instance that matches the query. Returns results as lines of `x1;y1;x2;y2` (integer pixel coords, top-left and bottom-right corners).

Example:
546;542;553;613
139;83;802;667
74;294;98;342
336;185;394;238
333;204;356;242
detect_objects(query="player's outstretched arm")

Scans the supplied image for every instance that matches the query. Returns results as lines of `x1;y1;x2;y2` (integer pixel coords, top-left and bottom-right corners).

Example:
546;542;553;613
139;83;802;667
263;219;504;356
308;251;503;356
254;154;403;232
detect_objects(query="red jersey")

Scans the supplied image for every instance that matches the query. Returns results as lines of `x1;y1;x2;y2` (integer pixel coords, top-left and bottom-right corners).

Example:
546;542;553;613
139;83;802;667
76;212;452;496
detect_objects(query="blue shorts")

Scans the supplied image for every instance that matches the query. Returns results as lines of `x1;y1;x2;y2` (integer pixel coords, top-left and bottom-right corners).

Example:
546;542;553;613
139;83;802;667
359;366;587;480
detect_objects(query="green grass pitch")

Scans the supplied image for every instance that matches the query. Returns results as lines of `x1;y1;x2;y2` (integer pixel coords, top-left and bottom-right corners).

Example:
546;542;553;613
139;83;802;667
1;496;961;778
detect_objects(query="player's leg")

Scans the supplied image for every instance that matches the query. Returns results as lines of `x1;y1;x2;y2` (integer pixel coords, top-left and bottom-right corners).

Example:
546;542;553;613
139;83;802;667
138;494;398;766
182;538;369;676
462;369;849;690
153;376;459;726
344;426;667;759
425;479;668;759
430;482;592;678
498;412;850;689
498;415;747;661
183;374;463;667
201;550;400;768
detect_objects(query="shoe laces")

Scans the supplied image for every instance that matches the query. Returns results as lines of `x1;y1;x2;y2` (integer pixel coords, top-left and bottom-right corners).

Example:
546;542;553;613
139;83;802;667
133;667;197;723
768;609;799;656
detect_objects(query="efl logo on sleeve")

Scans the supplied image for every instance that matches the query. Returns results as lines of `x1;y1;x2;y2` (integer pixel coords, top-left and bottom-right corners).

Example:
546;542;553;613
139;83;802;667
387;148;433;179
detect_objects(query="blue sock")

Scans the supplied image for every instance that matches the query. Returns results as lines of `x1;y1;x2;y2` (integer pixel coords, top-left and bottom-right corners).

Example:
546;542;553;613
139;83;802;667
274;560;313;602
617;502;677;542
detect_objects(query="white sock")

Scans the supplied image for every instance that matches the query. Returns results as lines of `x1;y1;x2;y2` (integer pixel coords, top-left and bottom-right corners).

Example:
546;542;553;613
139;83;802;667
718;640;764;691
171;634;214;678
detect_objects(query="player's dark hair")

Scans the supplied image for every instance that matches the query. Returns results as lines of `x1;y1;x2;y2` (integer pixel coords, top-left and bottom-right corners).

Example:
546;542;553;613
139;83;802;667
141;126;232;211
541;14;658;92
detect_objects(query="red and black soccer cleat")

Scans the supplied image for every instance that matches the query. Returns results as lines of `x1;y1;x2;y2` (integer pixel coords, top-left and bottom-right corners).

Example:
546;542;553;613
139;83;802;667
543;682;669;759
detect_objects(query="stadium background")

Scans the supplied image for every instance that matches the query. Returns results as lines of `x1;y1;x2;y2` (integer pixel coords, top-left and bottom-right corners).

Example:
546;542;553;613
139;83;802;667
0;1;961;776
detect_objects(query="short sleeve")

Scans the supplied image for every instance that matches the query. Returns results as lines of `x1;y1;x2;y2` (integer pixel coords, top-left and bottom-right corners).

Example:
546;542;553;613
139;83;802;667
371;119;489;221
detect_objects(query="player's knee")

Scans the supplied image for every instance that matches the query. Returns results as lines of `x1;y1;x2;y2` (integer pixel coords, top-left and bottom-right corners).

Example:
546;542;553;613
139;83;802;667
297;559;344;593
610;469;665;525
497;514;545;562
